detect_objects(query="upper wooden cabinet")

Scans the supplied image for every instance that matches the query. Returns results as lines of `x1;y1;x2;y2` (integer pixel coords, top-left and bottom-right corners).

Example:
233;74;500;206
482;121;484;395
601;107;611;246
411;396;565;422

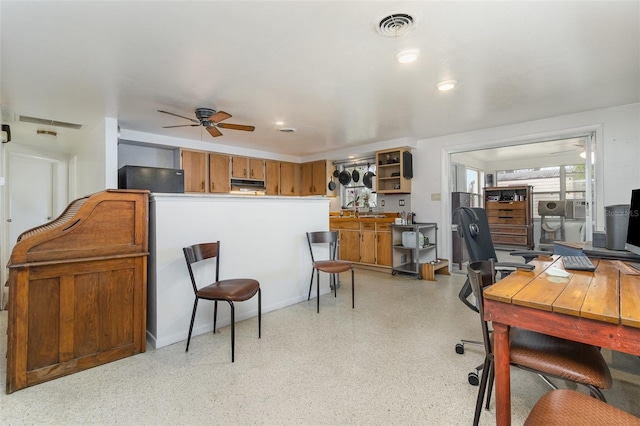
232;156;265;180
181;149;207;193
209;153;230;193
376;148;412;194
265;160;280;195
280;162;300;196
301;160;335;196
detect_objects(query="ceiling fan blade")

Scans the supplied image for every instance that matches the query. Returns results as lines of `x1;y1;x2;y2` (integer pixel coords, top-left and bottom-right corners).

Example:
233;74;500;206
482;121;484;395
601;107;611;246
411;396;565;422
216;123;255;132
157;110;199;124
208;111;232;123
163;124;200;128
206;126;223;137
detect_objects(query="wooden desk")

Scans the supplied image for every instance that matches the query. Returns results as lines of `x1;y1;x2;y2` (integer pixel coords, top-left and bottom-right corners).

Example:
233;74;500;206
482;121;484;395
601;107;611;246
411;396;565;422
483;255;640;426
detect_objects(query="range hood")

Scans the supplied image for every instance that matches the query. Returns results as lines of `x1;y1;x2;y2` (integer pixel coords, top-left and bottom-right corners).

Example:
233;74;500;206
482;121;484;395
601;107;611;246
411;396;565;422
230;178;266;194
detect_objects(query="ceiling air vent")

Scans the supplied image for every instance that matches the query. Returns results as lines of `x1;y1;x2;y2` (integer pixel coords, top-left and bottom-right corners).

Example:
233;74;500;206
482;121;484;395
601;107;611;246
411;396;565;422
374;12;417;37
19;115;83;129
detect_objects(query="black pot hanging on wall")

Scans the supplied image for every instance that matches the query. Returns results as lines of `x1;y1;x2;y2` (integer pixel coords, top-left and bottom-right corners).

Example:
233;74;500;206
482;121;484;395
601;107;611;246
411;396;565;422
339;170;351;186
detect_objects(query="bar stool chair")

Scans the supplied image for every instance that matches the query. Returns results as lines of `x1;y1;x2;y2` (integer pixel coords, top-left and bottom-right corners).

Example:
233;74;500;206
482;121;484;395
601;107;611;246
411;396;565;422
183;241;261;362
306;231;354;313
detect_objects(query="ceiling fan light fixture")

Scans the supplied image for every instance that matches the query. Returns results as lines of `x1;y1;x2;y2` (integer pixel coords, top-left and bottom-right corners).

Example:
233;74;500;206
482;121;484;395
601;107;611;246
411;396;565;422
396;48;420;63
437;80;457;91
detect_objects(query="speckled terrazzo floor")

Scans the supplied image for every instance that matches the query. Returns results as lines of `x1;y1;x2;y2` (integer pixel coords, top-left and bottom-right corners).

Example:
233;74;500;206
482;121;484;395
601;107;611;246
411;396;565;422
1;268;639;425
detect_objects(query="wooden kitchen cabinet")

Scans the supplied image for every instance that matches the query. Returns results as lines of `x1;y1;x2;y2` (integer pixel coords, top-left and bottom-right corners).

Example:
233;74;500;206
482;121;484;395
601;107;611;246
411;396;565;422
331;221;360;262
360;223;376;264
209;153;230;193
280;162;300;196
181;149;207;193
376;148;412;194
301;160;335;196
330;219;393;268
231;156;264;179
376;223;392;266
265;160;280;195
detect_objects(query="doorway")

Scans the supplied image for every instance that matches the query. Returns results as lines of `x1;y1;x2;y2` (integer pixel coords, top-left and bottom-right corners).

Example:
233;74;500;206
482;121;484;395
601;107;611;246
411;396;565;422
2;152;67;306
444;130;600;261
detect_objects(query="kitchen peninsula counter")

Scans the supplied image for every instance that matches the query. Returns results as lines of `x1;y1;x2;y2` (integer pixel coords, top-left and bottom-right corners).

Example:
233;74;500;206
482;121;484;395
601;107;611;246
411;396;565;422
148;193;331;348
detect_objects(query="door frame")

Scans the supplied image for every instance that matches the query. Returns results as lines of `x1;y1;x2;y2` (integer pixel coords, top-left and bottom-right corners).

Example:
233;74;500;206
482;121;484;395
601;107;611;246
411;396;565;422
440;124;604;261
1;151;68;307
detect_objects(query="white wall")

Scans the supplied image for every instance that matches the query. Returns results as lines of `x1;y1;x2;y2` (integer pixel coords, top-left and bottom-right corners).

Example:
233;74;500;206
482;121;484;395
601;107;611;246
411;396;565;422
148;194;331;348
413;103;640;261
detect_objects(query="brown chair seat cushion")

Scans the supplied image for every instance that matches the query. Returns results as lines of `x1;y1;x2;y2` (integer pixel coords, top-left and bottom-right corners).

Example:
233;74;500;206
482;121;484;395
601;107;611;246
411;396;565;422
525;389;640;425
313;260;353;274
509;328;612;390
196;278;260;302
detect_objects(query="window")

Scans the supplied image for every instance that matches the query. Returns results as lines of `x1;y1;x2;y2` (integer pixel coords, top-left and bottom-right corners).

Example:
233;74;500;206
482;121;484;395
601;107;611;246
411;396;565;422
338;162;377;209
466;167;483;207
496;165;585;217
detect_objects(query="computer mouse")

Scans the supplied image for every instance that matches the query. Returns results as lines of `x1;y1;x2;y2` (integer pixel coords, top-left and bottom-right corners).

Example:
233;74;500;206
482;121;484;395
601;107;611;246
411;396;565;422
546;266;570;278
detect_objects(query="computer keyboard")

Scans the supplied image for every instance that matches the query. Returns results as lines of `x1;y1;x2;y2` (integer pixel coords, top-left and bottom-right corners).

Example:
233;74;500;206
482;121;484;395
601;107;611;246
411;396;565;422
562;255;596;272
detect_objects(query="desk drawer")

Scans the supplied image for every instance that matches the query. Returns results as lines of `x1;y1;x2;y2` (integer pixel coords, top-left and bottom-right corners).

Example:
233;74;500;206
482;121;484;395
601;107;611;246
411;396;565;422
490;225;529;235
492;234;528;245
488;216;527;225
486;201;527;210
487;209;526;218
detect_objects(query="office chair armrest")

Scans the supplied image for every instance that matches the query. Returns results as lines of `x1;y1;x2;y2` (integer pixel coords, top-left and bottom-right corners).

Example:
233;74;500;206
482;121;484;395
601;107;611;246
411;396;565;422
509;250;549;263
495;261;535;271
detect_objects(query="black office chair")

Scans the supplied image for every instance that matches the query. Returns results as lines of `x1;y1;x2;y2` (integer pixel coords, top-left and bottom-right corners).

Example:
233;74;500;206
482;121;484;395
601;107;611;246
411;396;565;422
468;260;611;426
453;207;547;384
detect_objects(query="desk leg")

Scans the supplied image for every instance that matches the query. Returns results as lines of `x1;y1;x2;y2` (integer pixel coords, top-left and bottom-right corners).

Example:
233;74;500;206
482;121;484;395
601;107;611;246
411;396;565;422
493;322;511;426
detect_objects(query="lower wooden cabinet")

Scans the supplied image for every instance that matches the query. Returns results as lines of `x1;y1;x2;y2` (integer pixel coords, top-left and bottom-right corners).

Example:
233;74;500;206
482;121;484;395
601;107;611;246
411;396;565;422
376;224;392;266
360;223;376;264
331;219;393;267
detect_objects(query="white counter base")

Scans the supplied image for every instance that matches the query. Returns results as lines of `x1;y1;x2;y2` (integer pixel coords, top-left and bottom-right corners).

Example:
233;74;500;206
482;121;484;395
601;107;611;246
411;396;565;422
147;193;331;348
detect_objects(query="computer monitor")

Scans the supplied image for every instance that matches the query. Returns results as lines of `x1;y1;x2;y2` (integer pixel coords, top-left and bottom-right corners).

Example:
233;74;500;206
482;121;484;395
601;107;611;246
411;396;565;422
625;188;640;256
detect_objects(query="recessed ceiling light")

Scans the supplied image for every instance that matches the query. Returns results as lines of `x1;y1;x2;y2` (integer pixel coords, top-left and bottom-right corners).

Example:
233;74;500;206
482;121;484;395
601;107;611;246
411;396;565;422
437;80;457;91
275;121;284;126
396;49;420;64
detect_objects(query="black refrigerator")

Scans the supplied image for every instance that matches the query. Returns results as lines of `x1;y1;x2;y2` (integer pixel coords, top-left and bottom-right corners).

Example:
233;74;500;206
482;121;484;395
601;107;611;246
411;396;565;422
452;192;471;270
118;165;185;193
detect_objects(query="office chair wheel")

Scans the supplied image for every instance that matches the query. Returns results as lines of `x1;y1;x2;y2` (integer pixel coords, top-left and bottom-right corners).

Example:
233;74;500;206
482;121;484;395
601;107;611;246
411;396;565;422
455;343;465;354
468;371;480;386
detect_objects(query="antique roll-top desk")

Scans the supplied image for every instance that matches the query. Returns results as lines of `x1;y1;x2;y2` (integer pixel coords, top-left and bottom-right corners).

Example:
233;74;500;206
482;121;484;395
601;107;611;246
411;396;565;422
5;189;149;393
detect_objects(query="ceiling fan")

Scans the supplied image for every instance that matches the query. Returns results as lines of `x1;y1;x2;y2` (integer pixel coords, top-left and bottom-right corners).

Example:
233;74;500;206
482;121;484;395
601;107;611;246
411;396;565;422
158;108;255;138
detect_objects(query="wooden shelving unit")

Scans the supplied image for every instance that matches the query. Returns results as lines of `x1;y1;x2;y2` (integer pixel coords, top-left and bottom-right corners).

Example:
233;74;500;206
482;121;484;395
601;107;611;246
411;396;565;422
484;185;534;249
375;148;412;194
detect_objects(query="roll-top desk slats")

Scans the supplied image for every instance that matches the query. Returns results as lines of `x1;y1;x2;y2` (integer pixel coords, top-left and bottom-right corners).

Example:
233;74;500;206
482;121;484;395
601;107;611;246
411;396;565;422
6;189;149;393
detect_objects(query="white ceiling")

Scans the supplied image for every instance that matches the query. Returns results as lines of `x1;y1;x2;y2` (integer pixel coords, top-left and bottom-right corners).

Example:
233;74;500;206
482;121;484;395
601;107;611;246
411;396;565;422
1;1;639;157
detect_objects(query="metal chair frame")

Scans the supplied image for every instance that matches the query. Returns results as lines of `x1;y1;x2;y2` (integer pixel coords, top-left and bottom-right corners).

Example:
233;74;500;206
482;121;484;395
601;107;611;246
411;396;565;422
306;231;354;313
183;241;261;362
